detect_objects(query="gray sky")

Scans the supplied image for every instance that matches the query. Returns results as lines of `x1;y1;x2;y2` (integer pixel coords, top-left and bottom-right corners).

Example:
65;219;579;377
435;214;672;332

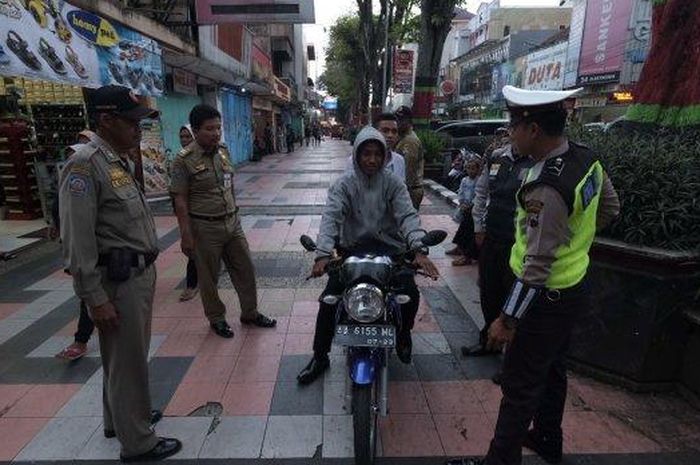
304;0;563;81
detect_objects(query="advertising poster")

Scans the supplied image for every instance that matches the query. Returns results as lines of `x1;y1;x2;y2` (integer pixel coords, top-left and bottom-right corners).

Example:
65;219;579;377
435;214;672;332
393;49;414;94
140;116;169;198
0;0;163;95
578;0;635;85
524;42;567;90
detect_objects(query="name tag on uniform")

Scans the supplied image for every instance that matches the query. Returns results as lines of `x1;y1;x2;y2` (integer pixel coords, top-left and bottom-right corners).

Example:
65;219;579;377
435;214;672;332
223;173;232;188
109;168;132;188
489;164;501;176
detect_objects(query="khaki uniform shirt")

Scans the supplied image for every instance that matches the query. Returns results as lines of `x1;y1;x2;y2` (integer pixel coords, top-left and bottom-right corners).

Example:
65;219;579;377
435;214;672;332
396;129;424;189
520;140;620;285
59;134;158;308
169;142;237;217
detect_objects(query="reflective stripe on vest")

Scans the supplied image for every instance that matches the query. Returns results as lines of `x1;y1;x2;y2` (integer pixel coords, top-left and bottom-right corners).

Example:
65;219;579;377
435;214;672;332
509;159;603;290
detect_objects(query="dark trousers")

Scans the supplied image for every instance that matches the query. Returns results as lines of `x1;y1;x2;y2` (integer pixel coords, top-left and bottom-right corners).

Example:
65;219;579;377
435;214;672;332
74;300;94;344
486;279;590;465
478;237;516;342
312;272;420;357
452;214;478;259
185;257;198;289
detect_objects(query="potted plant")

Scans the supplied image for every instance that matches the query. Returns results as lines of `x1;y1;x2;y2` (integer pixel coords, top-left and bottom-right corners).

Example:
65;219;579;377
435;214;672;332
416;129;447;181
567;126;700;392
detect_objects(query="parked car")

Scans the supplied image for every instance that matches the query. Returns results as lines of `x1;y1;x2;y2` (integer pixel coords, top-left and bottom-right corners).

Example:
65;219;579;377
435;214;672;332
435;119;509;155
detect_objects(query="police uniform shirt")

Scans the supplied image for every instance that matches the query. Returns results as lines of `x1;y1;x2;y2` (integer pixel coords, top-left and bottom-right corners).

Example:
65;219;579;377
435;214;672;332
396;129;424;189
518;140;620;286
59;134;158;308
169;141;237;217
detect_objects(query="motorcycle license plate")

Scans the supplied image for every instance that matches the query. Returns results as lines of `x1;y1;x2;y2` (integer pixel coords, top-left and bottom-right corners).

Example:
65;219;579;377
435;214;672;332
334;325;396;347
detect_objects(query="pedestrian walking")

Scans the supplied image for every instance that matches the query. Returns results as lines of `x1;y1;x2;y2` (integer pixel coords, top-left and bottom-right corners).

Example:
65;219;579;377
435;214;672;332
394;106;425;210
305;125;311;147
446;157;481;266
176;125;198;302
60;85;181;461
286;124;295;153
170;104;277;339
276;125;286;153
448;85;620;465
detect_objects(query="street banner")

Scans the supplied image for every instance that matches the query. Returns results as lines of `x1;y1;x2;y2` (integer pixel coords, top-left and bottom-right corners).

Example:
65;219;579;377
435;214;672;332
524;42;567;90
393;49;414;94
0;0;163;95
578;0;635;85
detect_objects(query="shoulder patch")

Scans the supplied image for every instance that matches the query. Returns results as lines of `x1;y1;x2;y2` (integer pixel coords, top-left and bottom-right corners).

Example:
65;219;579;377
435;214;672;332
67;173;90;196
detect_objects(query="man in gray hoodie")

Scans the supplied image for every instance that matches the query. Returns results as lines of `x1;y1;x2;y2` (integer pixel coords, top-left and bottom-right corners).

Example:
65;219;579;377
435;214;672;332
297;126;439;385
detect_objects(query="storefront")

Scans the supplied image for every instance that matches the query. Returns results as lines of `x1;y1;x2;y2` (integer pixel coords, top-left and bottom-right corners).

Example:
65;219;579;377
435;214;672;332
0;0;168;220
252;96;273;154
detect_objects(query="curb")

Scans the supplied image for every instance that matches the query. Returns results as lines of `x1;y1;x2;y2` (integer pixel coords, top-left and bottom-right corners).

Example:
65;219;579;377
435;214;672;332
423;178;459;208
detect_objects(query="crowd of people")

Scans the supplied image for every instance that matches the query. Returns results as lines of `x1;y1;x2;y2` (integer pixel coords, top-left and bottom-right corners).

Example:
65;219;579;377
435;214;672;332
53;83;619;465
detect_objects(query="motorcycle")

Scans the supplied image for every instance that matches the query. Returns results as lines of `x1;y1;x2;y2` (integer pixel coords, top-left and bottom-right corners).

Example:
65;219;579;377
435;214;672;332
300;230;447;465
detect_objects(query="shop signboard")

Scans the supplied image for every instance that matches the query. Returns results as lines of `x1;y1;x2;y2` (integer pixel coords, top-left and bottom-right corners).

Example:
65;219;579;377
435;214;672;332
524;42;567;91
0;0;163;95
172;68;197;95
577;0;635;85
393;49;414;94
323;97;338;110
196;0;315;25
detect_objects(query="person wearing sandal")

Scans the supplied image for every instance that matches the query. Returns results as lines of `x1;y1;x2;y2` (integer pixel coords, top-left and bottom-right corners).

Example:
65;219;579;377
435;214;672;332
170;105;276;339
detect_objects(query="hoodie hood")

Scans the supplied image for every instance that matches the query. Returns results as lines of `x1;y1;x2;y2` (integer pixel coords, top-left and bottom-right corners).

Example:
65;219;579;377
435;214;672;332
352;126;389;179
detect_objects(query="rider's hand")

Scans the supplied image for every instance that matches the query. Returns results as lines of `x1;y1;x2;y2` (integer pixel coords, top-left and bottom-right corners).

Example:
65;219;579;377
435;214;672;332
89;301;120;331
413;253;439;280
311;257;330;277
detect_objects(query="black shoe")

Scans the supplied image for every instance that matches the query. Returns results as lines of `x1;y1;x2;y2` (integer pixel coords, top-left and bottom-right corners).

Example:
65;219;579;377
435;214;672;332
461;342;499;357
396;333;412;364
241;313;277;328
211;321;234;338
523;429;563;464
445;458;486;465
120;437;182;462
297;356;329;385
105;410;163;438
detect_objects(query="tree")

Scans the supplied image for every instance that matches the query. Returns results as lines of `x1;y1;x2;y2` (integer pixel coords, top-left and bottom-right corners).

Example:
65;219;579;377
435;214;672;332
412;0;460;128
626;0;700;127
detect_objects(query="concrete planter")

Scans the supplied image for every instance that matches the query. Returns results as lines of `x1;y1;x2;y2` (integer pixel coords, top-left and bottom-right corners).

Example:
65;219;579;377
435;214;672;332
569;238;700;392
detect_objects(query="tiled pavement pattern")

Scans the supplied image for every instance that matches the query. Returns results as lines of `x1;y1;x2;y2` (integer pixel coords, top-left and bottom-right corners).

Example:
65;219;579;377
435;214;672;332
1;140;699;465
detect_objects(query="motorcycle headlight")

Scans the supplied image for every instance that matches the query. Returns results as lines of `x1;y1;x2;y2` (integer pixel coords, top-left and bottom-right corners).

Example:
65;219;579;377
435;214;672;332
344;283;384;323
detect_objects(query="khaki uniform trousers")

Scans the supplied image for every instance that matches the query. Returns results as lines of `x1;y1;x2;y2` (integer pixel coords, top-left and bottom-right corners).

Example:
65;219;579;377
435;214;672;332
191;215;259;323
98;265;158;458
409;187;424;211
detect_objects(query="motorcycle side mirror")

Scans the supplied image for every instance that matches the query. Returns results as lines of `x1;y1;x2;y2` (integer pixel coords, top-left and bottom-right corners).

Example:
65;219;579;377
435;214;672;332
300;235;317;252
421;230;448;247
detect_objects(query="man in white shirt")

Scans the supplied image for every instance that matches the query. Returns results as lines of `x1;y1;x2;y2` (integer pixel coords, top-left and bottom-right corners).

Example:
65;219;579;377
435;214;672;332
345;113;406;181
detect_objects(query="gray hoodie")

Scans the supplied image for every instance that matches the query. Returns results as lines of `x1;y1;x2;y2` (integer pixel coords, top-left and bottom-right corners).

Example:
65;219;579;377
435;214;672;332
316;126;424;258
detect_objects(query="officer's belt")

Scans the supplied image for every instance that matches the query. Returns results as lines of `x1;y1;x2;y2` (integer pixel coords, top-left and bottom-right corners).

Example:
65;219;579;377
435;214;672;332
97;252;159;268
189;209;238;221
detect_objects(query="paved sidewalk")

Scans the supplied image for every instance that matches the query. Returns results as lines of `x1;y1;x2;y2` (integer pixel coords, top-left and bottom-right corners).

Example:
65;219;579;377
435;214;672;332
0;140;699;464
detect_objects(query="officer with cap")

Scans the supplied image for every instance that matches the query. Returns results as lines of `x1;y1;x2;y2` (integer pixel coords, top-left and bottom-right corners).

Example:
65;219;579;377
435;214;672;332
447;86;619;465
60;86;181;461
395;106;425;210
170;104;276;339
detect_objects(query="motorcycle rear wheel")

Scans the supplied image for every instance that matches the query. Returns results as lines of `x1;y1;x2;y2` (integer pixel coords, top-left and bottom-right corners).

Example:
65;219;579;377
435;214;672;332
352;383;378;465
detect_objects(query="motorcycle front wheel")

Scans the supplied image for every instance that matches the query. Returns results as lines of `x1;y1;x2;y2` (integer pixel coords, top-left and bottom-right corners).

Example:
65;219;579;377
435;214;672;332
352;382;378;465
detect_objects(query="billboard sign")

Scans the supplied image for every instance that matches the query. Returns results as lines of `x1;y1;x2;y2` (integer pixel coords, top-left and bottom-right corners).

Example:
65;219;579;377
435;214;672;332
524;42;567;90
578;0;635;85
196;0;315;24
0;0;163;95
393;49;414;94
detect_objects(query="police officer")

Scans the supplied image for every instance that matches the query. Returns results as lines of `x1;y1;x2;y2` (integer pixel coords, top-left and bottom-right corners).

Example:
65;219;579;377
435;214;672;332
395;106;425;210
460;137;533;364
170;104;276;339
448;86;620;465
60;86;181;461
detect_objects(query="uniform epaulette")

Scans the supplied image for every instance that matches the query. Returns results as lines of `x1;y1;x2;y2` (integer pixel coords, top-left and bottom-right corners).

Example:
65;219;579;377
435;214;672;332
177;147;194;158
70;144;99;165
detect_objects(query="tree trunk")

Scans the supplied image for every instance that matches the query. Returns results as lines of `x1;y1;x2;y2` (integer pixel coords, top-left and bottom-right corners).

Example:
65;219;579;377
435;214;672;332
627;0;700;127
411;0;456;129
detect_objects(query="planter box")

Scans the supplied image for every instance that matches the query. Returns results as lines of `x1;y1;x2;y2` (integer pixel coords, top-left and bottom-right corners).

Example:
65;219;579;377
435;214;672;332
569;238;700;391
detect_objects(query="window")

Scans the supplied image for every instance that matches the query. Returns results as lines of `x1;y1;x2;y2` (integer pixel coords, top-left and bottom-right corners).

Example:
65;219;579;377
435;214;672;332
503;25;510;37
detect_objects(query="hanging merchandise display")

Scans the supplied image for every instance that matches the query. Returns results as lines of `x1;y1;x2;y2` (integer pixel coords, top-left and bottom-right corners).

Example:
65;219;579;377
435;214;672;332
0;0;163;95
139;116;169;198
